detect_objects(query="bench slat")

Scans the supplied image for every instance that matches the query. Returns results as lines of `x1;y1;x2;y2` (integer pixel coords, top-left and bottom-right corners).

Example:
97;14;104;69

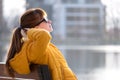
0;63;51;80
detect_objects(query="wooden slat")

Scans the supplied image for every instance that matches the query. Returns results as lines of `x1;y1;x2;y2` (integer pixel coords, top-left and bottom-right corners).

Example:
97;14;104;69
0;63;51;80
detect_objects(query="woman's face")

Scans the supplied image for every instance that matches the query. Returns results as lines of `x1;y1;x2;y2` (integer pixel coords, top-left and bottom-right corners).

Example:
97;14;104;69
35;18;53;32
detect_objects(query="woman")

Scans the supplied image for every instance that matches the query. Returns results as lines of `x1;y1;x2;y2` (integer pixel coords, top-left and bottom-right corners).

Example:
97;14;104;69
5;8;77;80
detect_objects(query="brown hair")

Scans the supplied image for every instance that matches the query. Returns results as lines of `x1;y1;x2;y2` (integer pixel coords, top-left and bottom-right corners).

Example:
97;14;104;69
5;8;47;77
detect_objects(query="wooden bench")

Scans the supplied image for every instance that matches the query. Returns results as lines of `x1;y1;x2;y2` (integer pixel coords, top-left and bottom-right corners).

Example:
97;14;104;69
0;62;51;80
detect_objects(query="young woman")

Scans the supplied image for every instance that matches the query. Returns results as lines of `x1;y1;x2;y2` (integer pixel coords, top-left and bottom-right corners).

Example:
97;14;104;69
5;8;77;80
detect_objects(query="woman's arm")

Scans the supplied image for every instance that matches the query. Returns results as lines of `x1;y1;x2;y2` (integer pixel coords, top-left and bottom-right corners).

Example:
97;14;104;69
27;28;51;62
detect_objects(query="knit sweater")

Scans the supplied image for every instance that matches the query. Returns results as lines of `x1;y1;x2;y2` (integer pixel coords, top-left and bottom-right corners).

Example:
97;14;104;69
9;28;77;80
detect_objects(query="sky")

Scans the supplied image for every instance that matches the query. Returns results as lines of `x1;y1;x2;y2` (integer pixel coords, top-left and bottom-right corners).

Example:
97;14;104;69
3;0;26;17
101;0;120;29
101;0;120;17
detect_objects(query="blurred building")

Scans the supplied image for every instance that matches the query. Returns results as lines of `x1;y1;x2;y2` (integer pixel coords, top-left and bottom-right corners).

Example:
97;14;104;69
53;0;106;45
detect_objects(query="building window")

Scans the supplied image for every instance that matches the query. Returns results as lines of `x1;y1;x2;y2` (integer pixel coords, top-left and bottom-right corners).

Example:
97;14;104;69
85;0;100;4
61;0;78;4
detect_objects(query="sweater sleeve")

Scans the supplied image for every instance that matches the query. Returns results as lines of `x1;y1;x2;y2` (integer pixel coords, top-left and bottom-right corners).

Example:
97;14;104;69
27;28;51;62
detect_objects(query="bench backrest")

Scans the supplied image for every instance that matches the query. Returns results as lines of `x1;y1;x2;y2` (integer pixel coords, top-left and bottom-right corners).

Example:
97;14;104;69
0;62;51;80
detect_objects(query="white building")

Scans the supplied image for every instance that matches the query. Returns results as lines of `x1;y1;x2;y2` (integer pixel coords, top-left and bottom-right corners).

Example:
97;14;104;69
52;0;106;45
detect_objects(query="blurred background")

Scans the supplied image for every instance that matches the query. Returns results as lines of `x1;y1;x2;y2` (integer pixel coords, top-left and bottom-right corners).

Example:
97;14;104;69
1;0;120;80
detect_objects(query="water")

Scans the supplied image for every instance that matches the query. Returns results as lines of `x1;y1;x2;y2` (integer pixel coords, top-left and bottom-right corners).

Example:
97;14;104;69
58;45;120;80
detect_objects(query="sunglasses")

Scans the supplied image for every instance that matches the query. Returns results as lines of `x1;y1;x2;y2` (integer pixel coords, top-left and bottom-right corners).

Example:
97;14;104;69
35;17;49;26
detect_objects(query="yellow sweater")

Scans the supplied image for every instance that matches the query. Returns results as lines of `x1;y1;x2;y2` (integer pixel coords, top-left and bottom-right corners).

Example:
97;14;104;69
9;28;77;80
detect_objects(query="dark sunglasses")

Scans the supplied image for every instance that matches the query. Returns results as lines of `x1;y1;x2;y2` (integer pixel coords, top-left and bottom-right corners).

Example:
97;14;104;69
34;17;49;26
